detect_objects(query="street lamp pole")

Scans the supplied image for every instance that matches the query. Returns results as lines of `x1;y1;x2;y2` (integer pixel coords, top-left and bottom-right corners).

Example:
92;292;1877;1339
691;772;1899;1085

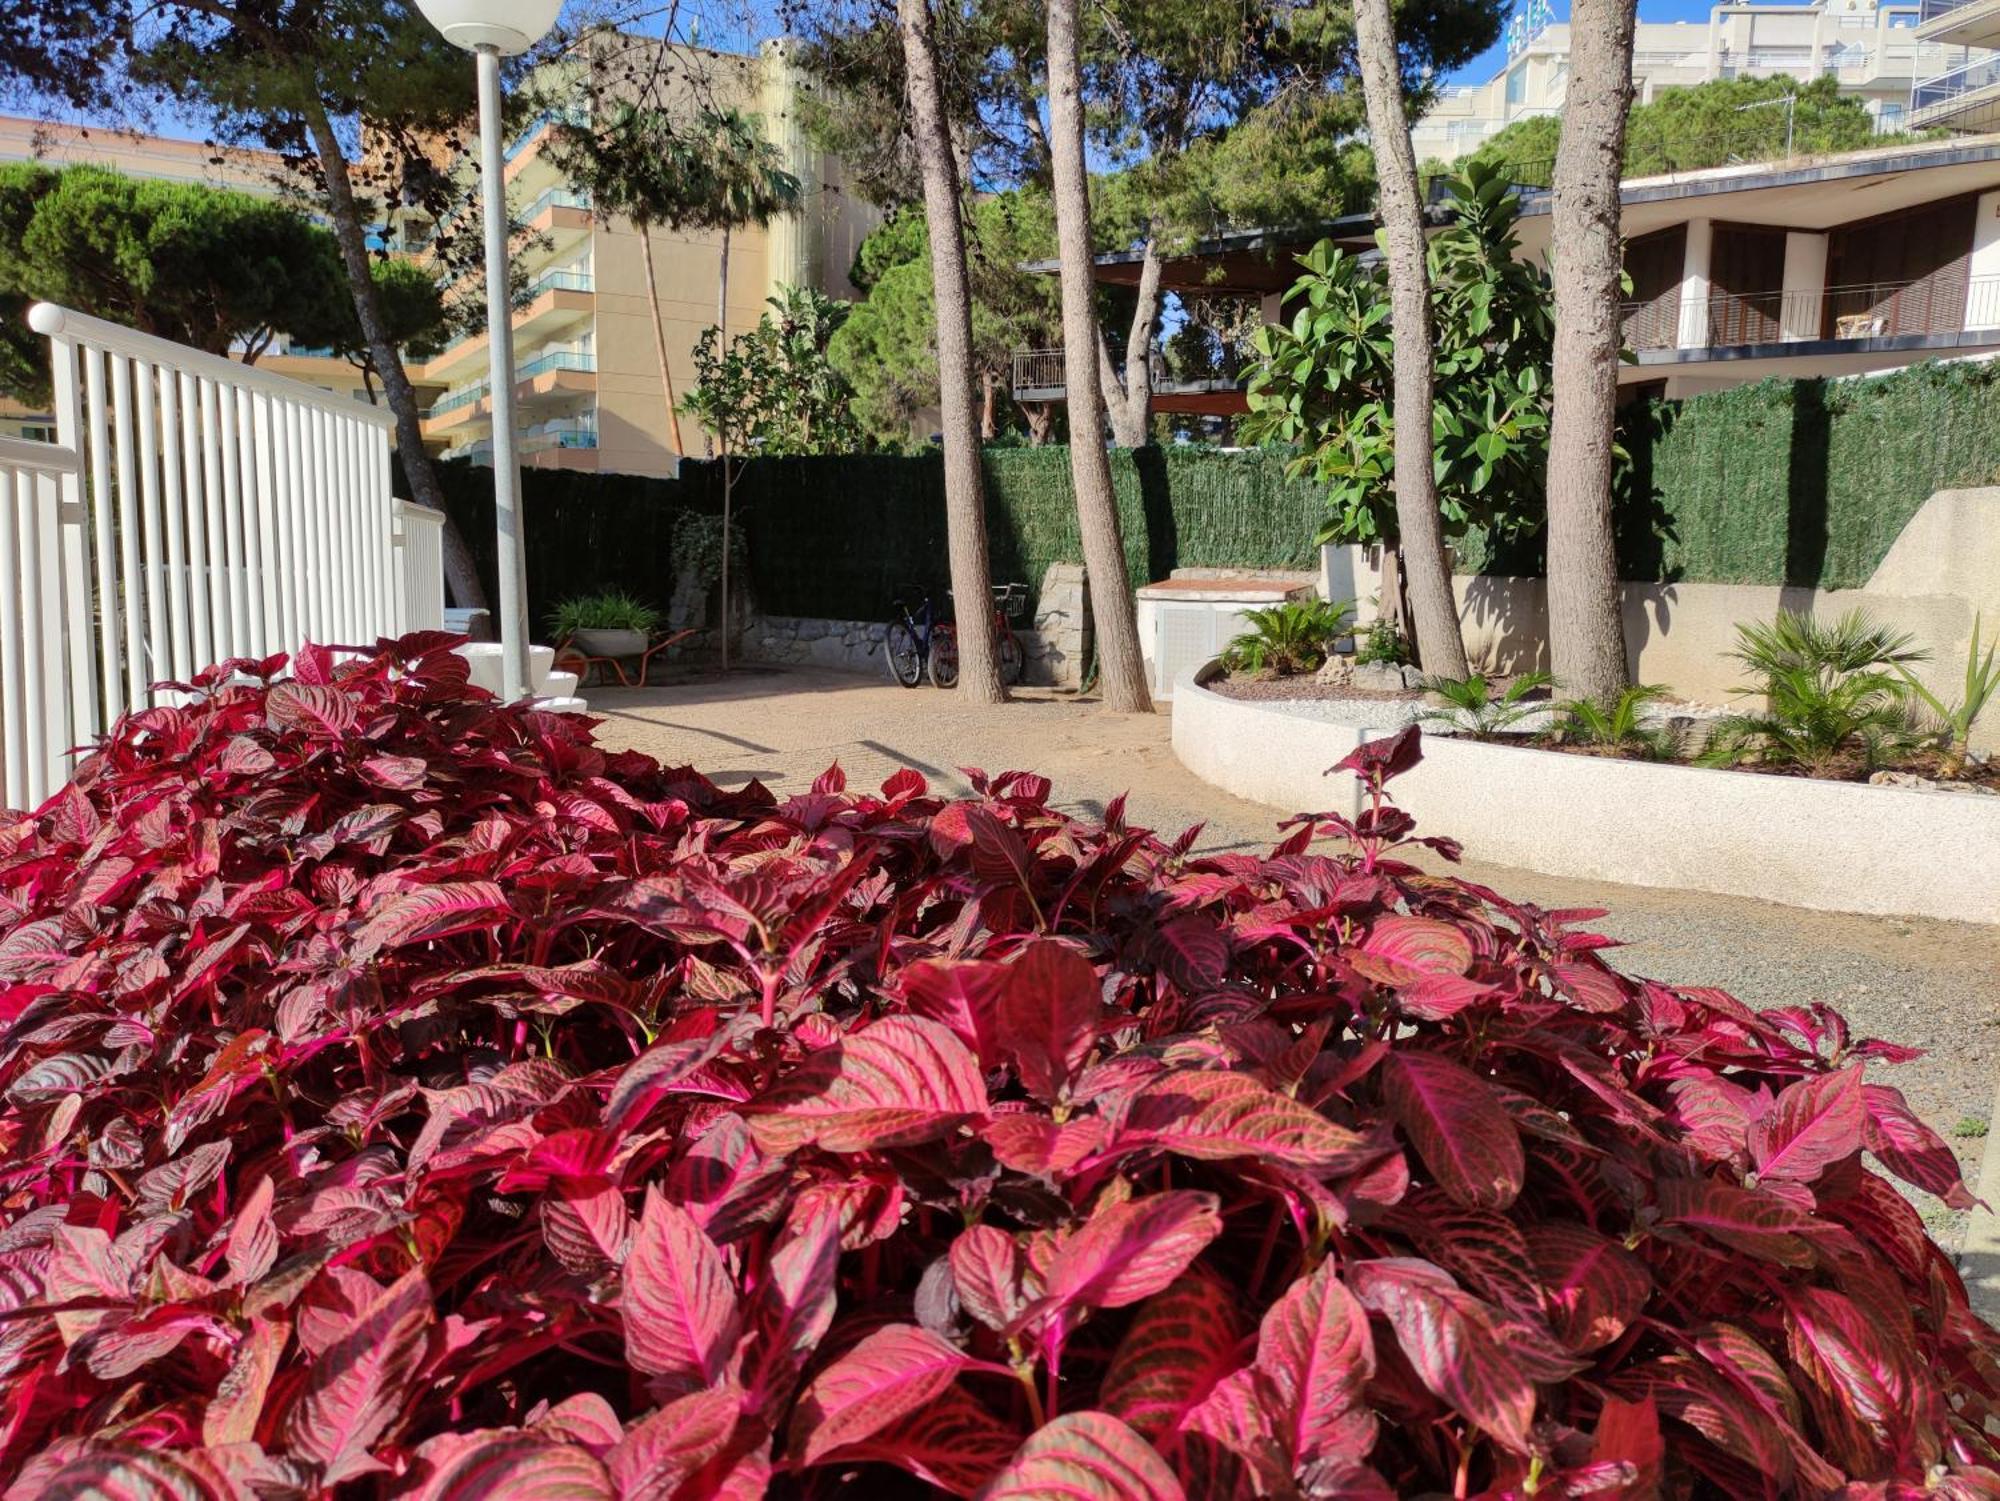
412;0;563;701
474;43;530;701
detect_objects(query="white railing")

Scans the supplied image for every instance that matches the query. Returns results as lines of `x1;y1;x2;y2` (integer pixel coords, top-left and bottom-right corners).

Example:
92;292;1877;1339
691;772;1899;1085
394;499;446;639
1;302;445;810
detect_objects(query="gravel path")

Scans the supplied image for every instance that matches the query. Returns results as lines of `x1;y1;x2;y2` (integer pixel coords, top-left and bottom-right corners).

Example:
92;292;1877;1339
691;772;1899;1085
586;666;2000;1241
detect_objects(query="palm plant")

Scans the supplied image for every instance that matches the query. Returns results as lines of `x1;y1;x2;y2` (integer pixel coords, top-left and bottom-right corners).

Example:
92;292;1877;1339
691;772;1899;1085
1546;682;1682;760
1897;613;1999;777
1700;608;1927;776
691;109;802;359
1221;599;1355;677
1418;670;1554;739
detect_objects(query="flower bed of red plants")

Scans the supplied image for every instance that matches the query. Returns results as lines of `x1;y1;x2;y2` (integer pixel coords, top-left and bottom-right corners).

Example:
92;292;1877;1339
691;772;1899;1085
1;633;1997;1499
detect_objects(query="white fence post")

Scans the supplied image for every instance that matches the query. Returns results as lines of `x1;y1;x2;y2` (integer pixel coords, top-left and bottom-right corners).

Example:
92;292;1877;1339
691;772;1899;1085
1;303;411;810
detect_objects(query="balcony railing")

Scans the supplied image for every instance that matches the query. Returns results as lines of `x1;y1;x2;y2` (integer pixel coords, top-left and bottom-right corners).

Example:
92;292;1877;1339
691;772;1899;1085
521;186;591;222
1621;277;2000;351
1913;52;2000;112
517;350;595;379
1010;347;1246;400
1920;0;1987;24
525;267;594;297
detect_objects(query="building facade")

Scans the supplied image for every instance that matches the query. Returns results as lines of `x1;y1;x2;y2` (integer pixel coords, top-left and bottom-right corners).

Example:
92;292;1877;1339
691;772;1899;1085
1412;0;1967;163
2;38;879;479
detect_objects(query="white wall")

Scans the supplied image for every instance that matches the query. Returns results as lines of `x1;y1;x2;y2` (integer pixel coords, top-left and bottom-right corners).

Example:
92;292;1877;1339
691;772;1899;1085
1781;232;1830;341
1967;190;2000;331
1678;218;1714;349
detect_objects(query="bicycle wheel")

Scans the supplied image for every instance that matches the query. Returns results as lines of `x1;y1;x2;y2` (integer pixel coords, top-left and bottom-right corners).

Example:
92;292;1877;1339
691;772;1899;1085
928;625;960;688
998;629;1024;687
885;621;923;687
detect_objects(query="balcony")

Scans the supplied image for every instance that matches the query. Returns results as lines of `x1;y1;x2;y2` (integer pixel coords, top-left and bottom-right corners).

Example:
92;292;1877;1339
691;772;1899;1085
1621;277;2000;352
1016;346;1248;406
422;353;597;434
1910;52;2000;129
1917;0;2000;46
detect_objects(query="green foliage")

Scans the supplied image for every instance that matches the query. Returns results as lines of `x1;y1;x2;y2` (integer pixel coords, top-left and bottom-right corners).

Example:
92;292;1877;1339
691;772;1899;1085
1354;617;1410;667
830;191;1062;447
545;591;662;637
681;286;864;458
670;511;747;595
1419;671;1554;739
1896;613;2000;776
1700;609;1927;775
1954;1116;1990;1140
1220;598;1354;677
547;102;712;235
1546;683;1683;761
1241;161;1552;548
1467;74;1927;186
0;163;352;404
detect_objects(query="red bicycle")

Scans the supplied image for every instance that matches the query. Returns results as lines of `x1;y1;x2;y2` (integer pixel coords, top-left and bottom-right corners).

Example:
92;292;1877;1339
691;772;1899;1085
928;583;1027;689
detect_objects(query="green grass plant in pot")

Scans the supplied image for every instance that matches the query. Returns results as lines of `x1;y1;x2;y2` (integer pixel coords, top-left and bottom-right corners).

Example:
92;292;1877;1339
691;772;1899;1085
548;591;663;658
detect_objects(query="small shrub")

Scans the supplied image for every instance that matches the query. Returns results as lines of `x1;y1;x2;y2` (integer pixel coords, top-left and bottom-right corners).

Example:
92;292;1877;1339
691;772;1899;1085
546;589;662;638
1220;597;1354;677
1955;1116;1990;1140
1899;612;1999;777
1702;607;1927;775
1419;668;1554;739
1546;682;1684;761
1353;614;1409;666
0;644;1993;1497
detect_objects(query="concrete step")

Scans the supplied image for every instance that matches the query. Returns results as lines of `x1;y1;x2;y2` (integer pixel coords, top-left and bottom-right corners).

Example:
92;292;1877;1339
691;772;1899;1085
540;669;580;700
537;695;591;716
455;642;557;696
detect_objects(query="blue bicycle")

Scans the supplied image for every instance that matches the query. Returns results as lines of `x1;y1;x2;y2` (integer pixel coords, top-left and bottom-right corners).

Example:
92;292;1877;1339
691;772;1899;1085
885;583;944;688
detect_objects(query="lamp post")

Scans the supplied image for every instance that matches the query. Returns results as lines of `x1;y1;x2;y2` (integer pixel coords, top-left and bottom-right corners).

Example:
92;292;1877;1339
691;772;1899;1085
413;0;564;701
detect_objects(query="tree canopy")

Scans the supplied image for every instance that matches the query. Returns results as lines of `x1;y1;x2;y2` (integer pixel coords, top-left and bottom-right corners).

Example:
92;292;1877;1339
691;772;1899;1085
681;285;866;459
1242;162;1554;549
1462;74;1921;185
0;163;423;406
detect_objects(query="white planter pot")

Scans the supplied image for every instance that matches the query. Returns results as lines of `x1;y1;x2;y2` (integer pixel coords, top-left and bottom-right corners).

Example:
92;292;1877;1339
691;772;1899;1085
573;627;648;657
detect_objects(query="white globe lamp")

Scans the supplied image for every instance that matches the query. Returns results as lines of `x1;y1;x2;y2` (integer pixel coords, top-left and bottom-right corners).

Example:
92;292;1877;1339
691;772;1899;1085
412;0;563;55
413;0;566;699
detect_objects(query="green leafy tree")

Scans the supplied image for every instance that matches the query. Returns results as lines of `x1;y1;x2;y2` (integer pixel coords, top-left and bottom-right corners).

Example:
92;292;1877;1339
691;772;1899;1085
1243;163;1552;639
680;286;865;670
1467;74;1916;186
829;190;1064;446
0;164;359;404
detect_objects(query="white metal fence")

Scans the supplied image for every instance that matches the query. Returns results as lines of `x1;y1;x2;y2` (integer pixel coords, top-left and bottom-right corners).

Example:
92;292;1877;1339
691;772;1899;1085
1;302;446;810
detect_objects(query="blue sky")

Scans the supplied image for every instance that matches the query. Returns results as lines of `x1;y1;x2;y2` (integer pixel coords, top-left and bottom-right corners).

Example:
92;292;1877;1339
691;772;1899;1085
82;0;1730;144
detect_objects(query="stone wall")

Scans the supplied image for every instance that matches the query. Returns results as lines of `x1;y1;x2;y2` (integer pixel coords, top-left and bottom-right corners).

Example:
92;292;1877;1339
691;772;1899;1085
736;562;1095;689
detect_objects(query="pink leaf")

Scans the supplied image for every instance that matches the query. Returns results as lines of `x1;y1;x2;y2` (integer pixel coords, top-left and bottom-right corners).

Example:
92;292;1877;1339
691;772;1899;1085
791;1323;976;1465
1748;1068;1865;1184
282;1267;435;1483
1348;1258;1536;1456
351;881;511;958
1122;1070;1373;1171
996;940;1101;1103
951;1224;1028;1332
407;1432;614;1500
623;1188;740;1388
265;681;357;737
1655;1178;1814;1267
813;1384;1021;1497
745;1015;989;1154
1100;1273;1245;1446
1525;1224;1652;1353
985;1113;1108;1177
607;1386;742;1501
1862;1083;1975;1209
1255;1260;1377;1465
1024;1191;1223;1332
1381;1051;1524;1210
974;1410;1185;1501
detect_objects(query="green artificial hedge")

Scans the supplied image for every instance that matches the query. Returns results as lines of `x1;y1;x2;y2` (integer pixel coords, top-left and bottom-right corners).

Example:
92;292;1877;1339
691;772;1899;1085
425;360;2000;626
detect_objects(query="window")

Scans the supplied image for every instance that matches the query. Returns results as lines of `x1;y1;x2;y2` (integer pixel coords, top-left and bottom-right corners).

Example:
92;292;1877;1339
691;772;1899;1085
1505;63;1528;105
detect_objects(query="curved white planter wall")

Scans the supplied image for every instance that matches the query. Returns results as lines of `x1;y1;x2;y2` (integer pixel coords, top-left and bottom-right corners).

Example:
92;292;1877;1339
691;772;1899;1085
1173;668;2000;924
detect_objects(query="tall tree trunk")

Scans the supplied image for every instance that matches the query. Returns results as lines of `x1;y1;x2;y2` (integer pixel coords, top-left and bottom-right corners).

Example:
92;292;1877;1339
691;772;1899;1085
714;225;733;650
1048;0;1151;714
1107;235;1164;448
1350;0;1467;680
637;226;685;455
298;95;488;621
717;224;731;352
899;0;1005;703
1020;401;1054;445
1546;0;1636;704
979;370;1000;441
720;460;735;672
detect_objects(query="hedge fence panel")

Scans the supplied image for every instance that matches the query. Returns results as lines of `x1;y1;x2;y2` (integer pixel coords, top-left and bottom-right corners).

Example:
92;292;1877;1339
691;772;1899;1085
419;360;2000;629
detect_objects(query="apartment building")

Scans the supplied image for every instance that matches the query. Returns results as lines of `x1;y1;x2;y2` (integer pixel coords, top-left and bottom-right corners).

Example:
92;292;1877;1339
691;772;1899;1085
1412;0;1963;163
1016;134;2000;414
3;38;878;478
407;40;880;480
1911;0;2000;129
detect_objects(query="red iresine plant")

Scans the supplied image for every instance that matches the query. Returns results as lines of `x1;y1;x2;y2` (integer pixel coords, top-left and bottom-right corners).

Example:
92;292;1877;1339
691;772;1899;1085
0;635;1996;1500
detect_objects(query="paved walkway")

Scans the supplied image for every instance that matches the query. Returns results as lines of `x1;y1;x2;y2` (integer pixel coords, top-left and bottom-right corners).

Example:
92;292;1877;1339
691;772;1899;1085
588;666;2000;1243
